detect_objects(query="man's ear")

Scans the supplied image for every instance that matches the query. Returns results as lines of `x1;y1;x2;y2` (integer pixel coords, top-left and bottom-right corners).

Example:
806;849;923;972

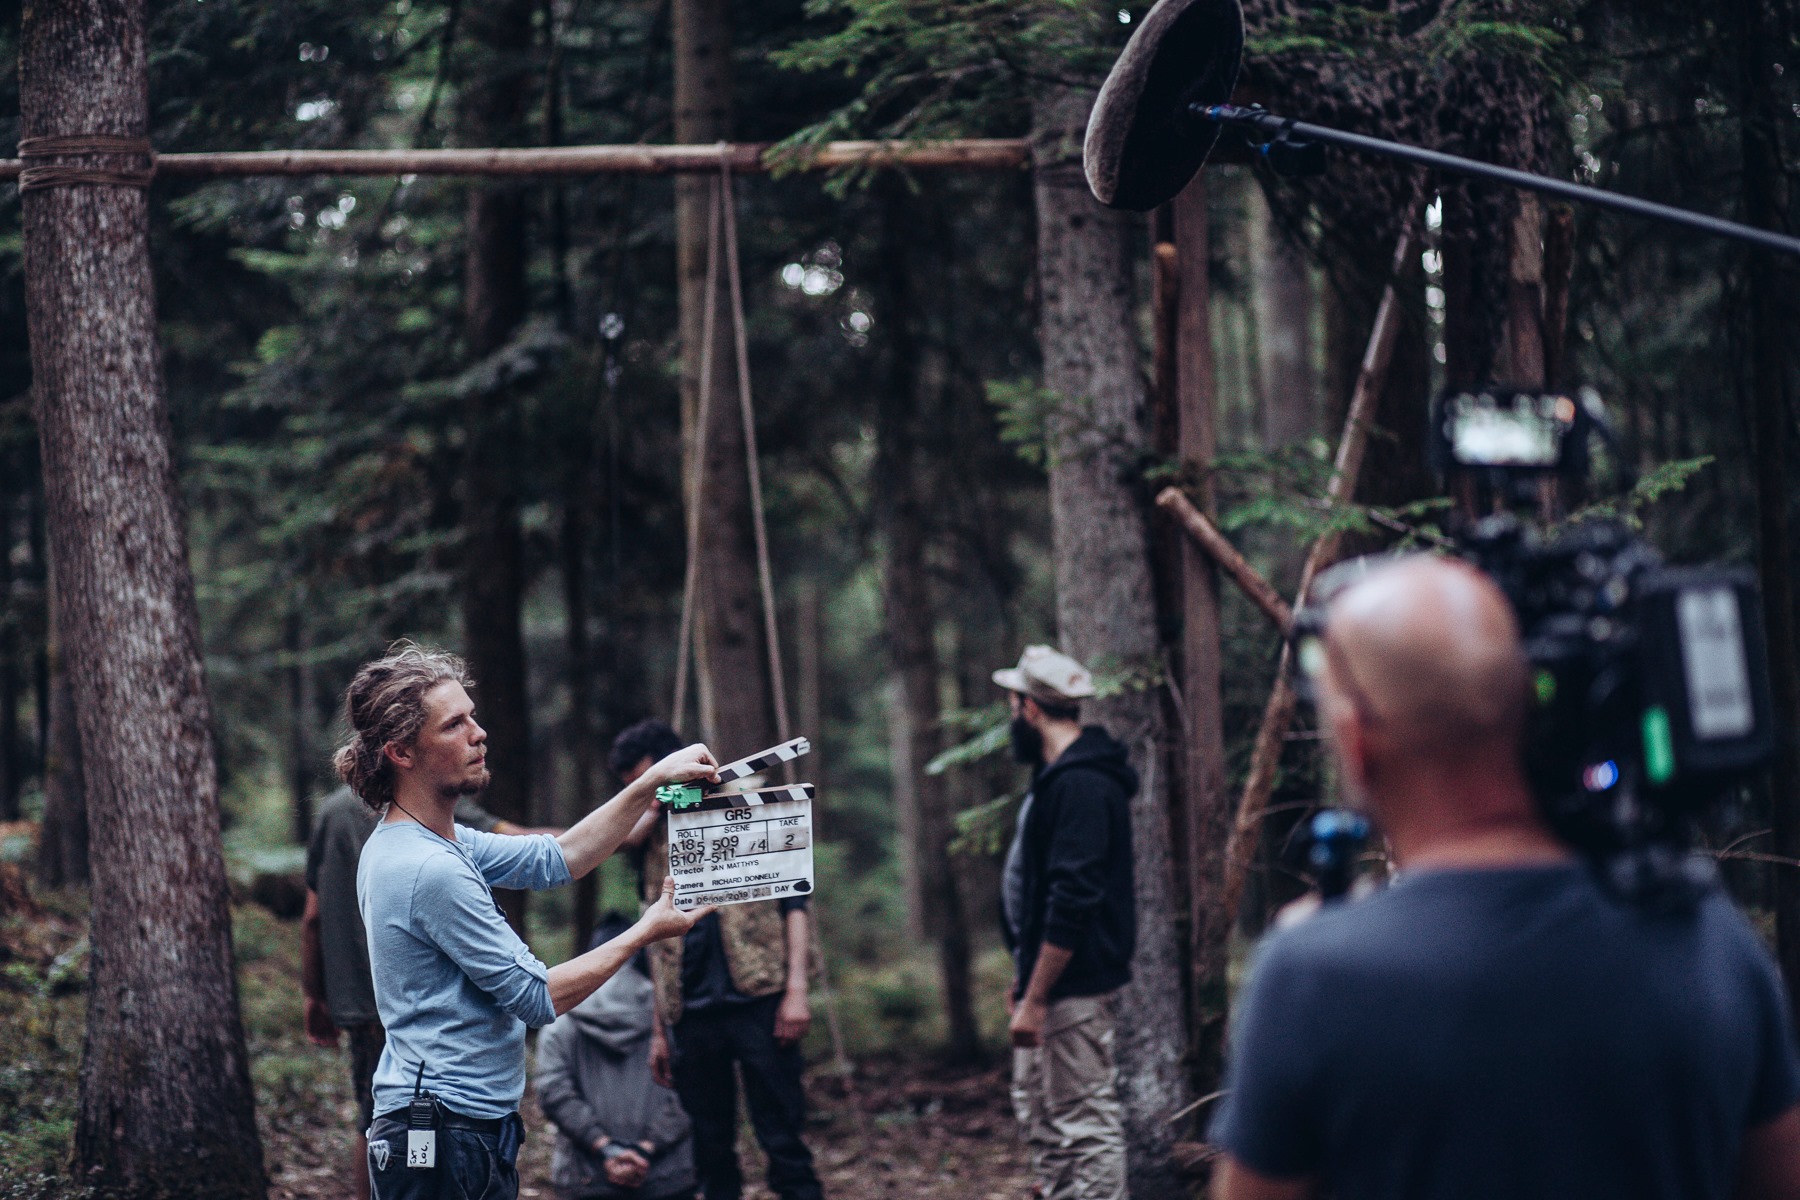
383;740;414;771
1019;695;1042;726
1328;706;1372;797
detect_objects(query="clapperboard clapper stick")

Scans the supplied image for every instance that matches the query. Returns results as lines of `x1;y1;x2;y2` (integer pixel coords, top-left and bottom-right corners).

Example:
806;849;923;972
656;737;817;910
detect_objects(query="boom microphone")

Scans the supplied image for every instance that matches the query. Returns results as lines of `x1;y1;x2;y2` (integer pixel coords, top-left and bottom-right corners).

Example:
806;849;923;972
1083;0;1800;258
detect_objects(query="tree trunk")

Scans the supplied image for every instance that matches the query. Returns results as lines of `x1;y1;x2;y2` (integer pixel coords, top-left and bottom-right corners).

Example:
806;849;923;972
1172;180;1233;1098
36;573;87;889
20;1;265;1192
1248;187;1318;448
287;604;315;844
674;0;776;756
1736;0;1800;1027
37;595;88;889
874;179;979;1059
1032;81;1191;1197
459;0;537;929
0;462;17;823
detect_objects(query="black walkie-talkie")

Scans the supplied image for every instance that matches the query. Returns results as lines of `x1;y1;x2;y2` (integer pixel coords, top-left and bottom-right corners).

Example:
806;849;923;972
406;1061;439;1169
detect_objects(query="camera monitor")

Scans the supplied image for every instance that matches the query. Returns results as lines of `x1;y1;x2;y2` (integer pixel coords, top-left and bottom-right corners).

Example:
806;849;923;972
1436;388;1582;471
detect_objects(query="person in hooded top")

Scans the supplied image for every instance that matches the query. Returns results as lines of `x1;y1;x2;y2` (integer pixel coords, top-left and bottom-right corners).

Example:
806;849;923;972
993;645;1138;1200
536;913;698;1200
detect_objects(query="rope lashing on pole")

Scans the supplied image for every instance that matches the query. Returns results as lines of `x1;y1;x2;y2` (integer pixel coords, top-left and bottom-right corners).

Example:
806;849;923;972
17;134;155;191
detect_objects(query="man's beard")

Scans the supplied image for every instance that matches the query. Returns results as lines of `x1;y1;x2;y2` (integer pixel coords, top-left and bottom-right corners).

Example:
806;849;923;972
1010;716;1044;767
440;767;490;800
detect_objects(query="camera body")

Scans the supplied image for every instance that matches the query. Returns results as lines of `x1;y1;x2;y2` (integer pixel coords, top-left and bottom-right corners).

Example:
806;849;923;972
1432;387;1776;898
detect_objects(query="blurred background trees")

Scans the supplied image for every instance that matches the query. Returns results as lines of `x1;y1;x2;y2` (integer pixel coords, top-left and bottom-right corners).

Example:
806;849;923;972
0;0;1795;1175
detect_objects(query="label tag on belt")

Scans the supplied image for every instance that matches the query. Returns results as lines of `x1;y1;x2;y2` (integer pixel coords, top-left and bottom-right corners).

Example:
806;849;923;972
407;1129;437;1169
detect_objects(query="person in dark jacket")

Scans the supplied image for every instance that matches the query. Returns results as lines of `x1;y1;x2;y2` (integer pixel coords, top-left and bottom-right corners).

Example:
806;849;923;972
993;645;1136;1200
536;915;698;1200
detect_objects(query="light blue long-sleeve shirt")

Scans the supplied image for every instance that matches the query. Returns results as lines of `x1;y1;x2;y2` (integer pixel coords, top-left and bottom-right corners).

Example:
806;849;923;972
358;819;572;1120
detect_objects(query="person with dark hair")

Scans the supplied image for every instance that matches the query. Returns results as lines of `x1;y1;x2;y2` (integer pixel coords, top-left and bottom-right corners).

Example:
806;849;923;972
993;645;1136;1200
338;643;719;1200
613;720;822;1200
536;912;697;1200
1208;557;1800;1200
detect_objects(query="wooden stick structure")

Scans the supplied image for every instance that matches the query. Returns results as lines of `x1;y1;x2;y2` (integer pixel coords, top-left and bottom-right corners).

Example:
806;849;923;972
1155;488;1292;631
1217;209;1422;924
0;139;1030;182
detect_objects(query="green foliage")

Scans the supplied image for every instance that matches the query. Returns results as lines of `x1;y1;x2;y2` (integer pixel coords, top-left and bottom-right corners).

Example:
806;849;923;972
1245;2;1576;78
949;792;1019;857
925;707;1010;776
984;378;1060;469
1564;456;1716;529
773;0;1133;156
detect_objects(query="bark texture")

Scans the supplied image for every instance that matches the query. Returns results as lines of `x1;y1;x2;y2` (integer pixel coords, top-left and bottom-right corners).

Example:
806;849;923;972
1172;181;1233;1096
458;0;537;930
674;0;776;756
0;463;17;823
35;576;88;889
20;1;265;1192
1735;0;1800;1026
1032;83;1190;1197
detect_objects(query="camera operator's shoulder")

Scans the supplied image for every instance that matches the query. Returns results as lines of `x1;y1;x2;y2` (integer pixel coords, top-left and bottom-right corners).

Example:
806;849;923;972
1254;884;1414;973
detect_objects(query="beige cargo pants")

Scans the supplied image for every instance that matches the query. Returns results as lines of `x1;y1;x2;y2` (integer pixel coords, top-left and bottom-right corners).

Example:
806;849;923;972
1010;992;1127;1200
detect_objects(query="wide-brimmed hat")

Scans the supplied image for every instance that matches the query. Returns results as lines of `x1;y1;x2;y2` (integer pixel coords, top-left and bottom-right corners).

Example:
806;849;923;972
992;645;1097;706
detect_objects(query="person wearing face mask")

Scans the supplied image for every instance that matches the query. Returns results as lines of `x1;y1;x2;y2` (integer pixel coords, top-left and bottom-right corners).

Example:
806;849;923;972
992;645;1138;1200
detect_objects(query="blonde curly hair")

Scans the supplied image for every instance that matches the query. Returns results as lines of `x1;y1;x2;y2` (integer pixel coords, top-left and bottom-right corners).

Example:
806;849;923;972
332;641;473;812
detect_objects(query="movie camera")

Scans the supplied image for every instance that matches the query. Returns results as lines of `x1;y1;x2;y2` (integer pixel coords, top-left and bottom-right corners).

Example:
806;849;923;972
1085;0;1793;901
1294;390;1776;902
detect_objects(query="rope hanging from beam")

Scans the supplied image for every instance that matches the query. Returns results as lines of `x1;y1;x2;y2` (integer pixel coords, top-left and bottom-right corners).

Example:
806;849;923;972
17;134;155;191
668;150;873;1157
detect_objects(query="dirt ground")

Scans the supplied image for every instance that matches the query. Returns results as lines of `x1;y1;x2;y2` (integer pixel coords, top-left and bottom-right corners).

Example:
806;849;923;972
264;1054;1032;1200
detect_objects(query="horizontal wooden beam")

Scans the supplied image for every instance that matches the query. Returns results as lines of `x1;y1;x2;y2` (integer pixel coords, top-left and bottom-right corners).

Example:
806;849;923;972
0;139;1032;181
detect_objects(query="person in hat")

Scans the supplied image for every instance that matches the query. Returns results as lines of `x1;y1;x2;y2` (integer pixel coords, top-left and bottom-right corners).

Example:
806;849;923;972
993;645;1138;1200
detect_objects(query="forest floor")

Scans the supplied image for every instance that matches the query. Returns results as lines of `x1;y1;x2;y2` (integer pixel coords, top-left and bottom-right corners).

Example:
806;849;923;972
0;857;1032;1200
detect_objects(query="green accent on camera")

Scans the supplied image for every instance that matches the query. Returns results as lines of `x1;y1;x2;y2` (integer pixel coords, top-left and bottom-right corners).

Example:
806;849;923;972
1642;706;1675;786
656;783;704;811
1533;669;1557;707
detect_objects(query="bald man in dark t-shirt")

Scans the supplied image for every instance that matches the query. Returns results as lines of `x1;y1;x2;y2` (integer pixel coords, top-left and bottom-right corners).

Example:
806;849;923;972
1209;557;1800;1200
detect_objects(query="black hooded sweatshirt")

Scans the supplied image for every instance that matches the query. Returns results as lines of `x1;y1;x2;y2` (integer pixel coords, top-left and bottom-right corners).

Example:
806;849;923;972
1004;725;1138;1001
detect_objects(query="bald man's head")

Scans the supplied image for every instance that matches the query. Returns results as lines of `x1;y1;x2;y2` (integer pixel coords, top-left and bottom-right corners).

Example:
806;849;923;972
1321;556;1530;765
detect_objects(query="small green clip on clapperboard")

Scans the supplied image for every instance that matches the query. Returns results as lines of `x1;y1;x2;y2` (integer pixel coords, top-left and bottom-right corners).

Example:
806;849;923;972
655;736;815;910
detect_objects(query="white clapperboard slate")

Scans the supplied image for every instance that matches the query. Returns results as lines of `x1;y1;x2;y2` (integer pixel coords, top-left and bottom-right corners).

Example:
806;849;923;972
667;737;815;910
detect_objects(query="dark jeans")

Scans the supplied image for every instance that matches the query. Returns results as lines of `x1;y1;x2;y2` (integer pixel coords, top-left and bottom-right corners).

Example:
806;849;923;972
671;995;822;1200
367;1111;523;1200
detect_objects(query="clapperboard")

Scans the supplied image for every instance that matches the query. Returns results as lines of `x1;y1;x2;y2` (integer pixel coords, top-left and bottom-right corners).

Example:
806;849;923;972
655;737;815;910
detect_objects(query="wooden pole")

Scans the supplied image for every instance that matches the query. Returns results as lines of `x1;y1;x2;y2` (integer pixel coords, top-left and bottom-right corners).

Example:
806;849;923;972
1155;488;1292;631
1218;211;1420;926
0;139;1030;181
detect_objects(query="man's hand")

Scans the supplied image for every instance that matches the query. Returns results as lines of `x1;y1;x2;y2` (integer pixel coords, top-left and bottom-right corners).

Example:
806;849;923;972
649;1026;673;1088
601;1147;651;1188
774;987;811;1046
636;877;714;945
1010;994;1048;1048
648;743;720;791
303;996;339;1047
